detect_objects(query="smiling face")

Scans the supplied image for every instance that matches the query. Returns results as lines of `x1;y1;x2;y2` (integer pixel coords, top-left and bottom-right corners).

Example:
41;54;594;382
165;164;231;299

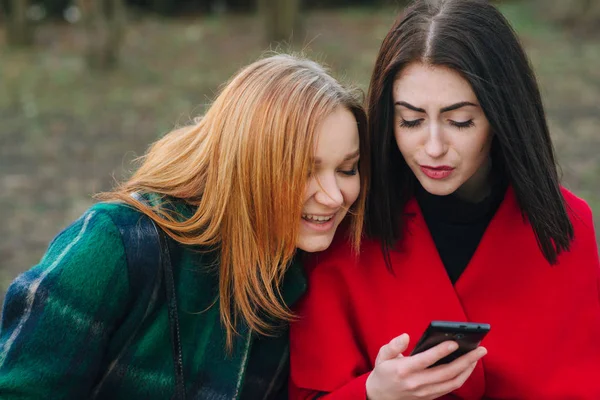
296;106;361;253
393;62;493;201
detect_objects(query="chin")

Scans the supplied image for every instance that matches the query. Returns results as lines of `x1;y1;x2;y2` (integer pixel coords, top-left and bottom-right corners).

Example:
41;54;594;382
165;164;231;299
418;178;459;197
296;237;334;253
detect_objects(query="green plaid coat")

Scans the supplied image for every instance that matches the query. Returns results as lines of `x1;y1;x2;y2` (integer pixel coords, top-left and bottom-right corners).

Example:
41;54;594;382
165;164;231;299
0;202;307;399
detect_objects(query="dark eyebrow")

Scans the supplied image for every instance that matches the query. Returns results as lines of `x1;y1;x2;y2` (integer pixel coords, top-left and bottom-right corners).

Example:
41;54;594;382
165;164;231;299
395;101;478;114
440;101;478;113
313;149;360;165
395;101;425;113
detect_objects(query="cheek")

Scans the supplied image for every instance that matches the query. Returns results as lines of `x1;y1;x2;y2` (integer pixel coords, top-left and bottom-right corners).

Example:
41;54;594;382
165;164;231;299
302;178;318;204
456;134;492;170
394;128;415;158
342;175;361;206
463;130;492;163
393;127;403;150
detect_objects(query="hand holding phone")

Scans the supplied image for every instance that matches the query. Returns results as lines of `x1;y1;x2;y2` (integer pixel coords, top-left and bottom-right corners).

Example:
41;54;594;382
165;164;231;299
365;322;489;400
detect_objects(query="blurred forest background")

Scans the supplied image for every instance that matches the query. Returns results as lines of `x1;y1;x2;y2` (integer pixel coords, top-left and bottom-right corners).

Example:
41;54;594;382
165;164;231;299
0;0;599;299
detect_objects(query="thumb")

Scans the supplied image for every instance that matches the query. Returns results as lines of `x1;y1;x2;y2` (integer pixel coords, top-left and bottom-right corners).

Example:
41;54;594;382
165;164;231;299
375;333;410;366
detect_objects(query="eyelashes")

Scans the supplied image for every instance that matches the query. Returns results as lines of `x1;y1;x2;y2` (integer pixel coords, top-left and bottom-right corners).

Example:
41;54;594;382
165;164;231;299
399;119;475;130
449;119;475;129
339;168;358;176
399;119;423;128
308;163;359;178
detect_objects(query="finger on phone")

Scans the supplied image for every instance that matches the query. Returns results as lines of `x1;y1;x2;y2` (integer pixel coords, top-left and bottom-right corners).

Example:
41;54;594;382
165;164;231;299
375;333;410;365
456;346;487;366
424;347;486;383
408;341;459;371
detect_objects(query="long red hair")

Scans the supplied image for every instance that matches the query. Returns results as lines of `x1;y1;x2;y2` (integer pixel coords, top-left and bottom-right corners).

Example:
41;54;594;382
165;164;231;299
99;54;369;348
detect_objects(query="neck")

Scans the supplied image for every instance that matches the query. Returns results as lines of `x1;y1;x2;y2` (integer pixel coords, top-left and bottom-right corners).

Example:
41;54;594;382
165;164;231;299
455;158;493;203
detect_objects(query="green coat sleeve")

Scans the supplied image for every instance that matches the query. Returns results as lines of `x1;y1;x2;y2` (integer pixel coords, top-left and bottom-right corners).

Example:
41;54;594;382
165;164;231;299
0;207;131;399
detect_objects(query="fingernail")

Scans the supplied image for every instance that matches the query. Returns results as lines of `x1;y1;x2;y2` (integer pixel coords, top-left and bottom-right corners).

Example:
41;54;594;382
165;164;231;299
448;342;459;351
478;348;487;357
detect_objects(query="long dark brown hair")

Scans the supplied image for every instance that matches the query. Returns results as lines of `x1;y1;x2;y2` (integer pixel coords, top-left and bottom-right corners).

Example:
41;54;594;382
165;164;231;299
366;0;573;268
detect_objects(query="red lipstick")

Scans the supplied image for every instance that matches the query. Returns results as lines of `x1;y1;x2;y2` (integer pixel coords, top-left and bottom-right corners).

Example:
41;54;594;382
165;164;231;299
420;165;455;179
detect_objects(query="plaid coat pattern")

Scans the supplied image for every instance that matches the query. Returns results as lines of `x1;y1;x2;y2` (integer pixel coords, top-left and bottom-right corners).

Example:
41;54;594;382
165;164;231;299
0;202;307;399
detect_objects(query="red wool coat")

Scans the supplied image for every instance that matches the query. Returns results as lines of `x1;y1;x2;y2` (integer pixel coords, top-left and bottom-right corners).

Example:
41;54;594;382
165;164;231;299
290;187;600;399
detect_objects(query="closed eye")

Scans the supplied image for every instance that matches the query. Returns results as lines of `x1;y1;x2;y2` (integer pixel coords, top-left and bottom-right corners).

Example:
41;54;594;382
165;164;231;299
399;119;423;128
449;119;475;129
339;162;359;176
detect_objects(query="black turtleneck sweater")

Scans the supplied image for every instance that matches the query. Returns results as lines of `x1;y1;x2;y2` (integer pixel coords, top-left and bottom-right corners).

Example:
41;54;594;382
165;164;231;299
415;176;508;284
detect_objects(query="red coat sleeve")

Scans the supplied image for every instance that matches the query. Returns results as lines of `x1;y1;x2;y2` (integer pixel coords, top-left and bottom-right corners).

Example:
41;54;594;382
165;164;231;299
570;191;600;302
289;247;371;399
289;373;369;399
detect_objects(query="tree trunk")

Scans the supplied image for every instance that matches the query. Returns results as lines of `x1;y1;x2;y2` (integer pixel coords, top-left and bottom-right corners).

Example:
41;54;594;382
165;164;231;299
536;0;600;33
77;0;126;71
5;0;34;47
582;0;600;31
259;0;303;46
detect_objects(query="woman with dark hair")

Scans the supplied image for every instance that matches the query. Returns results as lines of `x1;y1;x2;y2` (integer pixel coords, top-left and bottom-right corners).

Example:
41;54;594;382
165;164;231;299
289;0;600;399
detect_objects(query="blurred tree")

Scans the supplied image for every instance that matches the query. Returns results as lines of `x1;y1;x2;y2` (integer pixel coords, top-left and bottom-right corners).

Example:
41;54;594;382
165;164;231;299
304;0;402;7
77;0;126;70
3;0;35;46
537;0;600;34
124;0;251;15
259;0;303;45
150;0;176;15
28;0;407;17
36;0;69;18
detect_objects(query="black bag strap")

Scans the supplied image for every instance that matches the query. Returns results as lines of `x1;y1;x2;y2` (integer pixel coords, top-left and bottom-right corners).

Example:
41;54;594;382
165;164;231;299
152;221;186;400
131;193;186;400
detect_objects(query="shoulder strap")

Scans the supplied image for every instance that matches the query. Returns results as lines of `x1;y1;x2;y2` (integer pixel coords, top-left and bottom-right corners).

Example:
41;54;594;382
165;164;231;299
130;194;186;400
152;222;186;400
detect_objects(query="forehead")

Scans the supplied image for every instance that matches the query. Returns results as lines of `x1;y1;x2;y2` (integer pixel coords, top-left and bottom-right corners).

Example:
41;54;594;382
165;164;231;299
392;62;477;104
314;107;359;159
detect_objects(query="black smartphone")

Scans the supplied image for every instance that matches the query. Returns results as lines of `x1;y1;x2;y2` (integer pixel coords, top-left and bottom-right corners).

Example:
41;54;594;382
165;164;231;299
409;321;490;367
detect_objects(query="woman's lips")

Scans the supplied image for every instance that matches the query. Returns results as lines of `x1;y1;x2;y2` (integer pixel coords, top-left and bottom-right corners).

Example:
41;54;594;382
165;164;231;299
301;213;336;232
420;165;455;179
